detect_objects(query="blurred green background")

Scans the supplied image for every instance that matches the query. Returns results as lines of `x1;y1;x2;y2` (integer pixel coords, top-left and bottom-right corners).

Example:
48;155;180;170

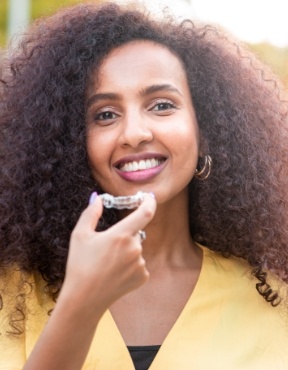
0;0;90;46
0;0;287;87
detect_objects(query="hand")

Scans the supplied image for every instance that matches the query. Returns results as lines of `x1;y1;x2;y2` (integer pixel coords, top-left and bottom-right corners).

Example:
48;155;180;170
61;192;156;314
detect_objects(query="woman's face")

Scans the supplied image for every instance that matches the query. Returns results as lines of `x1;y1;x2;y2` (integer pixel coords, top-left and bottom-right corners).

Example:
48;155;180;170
86;40;199;205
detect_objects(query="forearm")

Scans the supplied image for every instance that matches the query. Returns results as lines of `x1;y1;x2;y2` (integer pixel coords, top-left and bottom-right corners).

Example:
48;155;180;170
23;289;105;370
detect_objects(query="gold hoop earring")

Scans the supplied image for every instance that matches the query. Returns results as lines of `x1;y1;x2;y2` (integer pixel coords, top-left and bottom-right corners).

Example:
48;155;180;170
194;155;212;180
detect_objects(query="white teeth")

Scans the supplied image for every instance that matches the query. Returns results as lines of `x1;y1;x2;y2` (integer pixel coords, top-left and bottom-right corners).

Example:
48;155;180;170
145;159;152;169
132;161;139;171
151;158;156;168
139;160;146;170
128;162;133;172
119;158;163;172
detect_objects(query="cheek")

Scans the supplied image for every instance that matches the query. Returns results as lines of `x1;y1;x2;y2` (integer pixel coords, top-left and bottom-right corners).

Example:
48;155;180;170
170;119;200;175
169;119;199;155
184;119;199;153
86;143;108;189
86;133;106;172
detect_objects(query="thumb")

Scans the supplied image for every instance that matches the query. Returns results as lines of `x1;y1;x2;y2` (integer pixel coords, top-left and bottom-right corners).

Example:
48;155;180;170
74;192;103;233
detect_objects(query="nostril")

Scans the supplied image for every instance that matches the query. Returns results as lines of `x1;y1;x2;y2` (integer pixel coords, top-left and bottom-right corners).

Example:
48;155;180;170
120;126;153;148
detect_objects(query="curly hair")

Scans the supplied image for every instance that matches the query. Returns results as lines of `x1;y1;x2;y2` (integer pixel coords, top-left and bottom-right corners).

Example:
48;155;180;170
1;2;288;332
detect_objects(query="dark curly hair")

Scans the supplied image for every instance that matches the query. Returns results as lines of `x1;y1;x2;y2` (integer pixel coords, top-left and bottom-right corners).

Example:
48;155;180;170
1;2;288;333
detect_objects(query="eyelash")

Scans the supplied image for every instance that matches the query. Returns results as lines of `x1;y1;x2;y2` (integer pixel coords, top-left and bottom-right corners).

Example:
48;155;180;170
94;110;118;121
150;100;177;112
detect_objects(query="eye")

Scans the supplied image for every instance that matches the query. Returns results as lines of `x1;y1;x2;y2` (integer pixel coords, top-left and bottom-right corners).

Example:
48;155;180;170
150;100;177;113
93;109;119;125
95;111;117;120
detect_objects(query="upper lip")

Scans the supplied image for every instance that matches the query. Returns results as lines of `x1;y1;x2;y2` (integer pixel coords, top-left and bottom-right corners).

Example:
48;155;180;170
113;152;167;168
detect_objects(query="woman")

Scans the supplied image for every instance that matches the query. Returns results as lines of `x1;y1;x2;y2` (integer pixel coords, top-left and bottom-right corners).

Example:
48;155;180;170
0;2;288;369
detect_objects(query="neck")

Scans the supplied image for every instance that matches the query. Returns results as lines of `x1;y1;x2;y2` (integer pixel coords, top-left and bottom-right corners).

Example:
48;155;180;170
135;189;201;270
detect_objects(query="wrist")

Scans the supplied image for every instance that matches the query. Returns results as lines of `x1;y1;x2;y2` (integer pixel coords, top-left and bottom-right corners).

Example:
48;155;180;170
56;282;107;326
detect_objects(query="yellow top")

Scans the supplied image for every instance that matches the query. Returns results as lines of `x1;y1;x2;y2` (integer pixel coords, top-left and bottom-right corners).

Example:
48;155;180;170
0;245;288;369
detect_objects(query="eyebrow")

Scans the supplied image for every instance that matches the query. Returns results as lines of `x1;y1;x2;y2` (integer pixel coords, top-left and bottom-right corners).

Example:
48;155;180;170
86;93;120;109
140;84;183;98
86;84;182;109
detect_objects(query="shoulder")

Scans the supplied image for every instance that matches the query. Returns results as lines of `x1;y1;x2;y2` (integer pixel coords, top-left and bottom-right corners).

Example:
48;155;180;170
201;244;284;290
0;266;54;366
201;246;288;363
200;244;256;292
201;246;288;316
0;266;54;328
0;265;51;300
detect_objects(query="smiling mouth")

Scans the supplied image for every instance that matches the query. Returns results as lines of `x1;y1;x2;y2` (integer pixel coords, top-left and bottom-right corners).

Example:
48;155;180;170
117;158;166;172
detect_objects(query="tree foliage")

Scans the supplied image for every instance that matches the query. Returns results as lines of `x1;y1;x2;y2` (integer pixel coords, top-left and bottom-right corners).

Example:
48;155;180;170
0;0;102;45
249;42;288;88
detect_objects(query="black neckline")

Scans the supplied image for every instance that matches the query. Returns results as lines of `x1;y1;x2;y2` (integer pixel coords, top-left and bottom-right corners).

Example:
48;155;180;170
127;345;161;351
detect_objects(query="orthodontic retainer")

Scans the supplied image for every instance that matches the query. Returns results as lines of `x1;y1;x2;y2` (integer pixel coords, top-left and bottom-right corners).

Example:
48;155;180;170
99;191;145;210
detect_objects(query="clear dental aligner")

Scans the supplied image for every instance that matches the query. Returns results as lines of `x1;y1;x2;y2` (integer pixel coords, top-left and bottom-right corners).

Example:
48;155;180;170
99;191;145;210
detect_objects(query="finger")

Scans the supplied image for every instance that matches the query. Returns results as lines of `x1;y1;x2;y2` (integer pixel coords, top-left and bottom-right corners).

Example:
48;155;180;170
112;193;156;235
74;193;103;233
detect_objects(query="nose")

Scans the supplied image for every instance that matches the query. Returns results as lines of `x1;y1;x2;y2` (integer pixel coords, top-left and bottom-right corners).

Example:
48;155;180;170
119;111;153;148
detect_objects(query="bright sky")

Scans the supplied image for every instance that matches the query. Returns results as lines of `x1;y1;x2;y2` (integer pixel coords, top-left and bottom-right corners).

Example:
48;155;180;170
119;0;288;47
193;0;288;47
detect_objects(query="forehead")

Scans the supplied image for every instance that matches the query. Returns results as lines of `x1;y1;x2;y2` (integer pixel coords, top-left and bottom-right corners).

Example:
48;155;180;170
91;40;188;90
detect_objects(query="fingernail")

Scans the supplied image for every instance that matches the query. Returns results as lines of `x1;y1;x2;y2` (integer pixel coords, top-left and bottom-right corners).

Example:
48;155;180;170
89;192;98;205
148;192;155;199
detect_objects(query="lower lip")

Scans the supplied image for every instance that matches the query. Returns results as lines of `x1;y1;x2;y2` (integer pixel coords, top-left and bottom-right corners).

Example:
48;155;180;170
115;161;166;182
